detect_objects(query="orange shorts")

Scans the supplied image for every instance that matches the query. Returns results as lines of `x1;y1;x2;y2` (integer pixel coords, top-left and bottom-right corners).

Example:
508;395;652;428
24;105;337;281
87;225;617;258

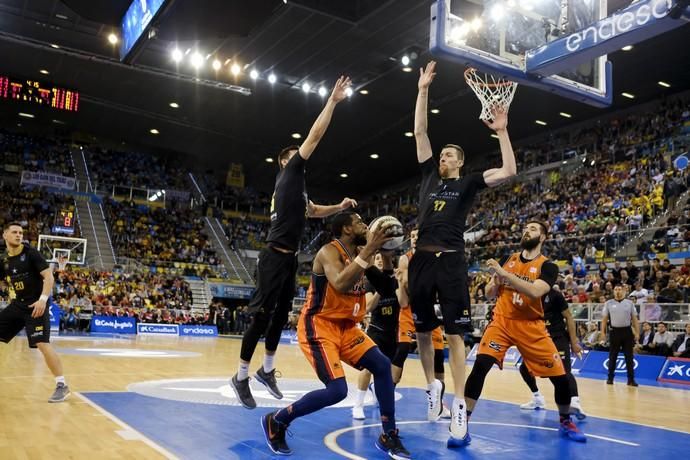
432;327;444;351
298;314;376;384
478;314;564;377
398;307;415;343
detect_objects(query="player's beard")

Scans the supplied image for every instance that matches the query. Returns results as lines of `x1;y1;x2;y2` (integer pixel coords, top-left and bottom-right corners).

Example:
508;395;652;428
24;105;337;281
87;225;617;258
354;233;367;246
439;165;448;178
520;235;541;250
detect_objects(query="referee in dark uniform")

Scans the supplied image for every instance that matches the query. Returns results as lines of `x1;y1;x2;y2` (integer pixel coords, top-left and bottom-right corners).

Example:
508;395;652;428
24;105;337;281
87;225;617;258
518;287;586;419
231;76;357;409
0;222;70;402
601;285;640;386
410;61;517;444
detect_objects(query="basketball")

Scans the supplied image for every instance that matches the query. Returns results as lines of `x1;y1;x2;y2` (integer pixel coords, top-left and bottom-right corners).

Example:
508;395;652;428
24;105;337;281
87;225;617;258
368;215;404;250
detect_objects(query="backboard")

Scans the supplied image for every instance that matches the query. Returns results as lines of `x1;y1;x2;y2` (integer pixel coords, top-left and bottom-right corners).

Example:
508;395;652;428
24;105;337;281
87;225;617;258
431;0;612;105
37;235;87;265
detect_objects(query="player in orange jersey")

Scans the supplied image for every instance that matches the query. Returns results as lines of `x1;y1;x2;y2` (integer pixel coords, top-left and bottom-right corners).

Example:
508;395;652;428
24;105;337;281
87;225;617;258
464;221;586;444
261;211;410;459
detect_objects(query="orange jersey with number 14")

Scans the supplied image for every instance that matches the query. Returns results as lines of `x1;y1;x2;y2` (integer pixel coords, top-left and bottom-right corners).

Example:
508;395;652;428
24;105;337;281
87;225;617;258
494;253;548;321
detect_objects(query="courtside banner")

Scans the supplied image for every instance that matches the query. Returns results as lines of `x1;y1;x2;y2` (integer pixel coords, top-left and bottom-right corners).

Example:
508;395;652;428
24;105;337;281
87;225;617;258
657;357;690;385
580;351;666;380
90;316;137;334
179;325;218;337
137;323;179;335
49;302;61;331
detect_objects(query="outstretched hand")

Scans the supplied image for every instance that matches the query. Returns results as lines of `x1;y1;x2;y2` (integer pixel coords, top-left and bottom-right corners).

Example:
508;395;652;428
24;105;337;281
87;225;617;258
330;76;352;103
483;106;508;132
418;61;436;90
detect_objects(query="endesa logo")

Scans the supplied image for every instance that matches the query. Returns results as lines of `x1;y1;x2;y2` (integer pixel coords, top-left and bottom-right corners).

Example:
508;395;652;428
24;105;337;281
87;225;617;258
182;327;214;335
180;325;218;337
603;357;639;373
566;0;672;52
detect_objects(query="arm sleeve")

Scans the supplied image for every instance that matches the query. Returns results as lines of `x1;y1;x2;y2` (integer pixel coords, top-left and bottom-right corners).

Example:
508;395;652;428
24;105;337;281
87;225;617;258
538;262;559;287
29;247;49;272
364;267;395;294
555;291;569;313
469;171;488;192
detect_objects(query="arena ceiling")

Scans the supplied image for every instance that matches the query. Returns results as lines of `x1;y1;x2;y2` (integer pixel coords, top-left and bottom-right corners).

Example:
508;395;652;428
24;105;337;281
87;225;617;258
0;0;689;197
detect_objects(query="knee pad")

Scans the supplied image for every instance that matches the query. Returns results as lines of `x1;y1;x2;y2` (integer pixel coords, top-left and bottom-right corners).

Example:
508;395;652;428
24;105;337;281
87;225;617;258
391;343;410;368
434;349;445;375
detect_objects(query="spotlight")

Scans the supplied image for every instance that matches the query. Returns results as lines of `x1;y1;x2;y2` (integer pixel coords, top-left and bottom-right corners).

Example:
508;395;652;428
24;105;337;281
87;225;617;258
212;59;222;71
107;33;119;45
231;63;241;76
340;173;348;178
302;82;311;93
190;52;204;69
250;69;259;80
268;73;277;84
345;87;353;97
401;55;411;66
171;48;183;63
150;129;160;135
490;5;505;21
471;17;482;31
291;133;302;139
318;86;327;97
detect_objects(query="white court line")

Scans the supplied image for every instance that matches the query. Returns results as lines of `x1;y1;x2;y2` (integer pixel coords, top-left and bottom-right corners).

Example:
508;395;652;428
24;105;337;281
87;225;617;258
75;392;180;460
324;420;640;460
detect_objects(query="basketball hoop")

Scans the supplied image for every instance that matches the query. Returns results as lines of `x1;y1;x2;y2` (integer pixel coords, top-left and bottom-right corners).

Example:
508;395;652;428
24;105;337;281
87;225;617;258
464;68;517;121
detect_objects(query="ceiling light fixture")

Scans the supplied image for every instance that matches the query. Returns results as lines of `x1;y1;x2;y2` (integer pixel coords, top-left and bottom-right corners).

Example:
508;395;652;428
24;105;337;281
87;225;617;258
107;33;119;45
268;73;277;84
291;133;302;139
212;59;222;71
150;129;160;135
231;63;241;76
621;92;635;99
250;69;259;80
559;112;572;118
169;102;179;108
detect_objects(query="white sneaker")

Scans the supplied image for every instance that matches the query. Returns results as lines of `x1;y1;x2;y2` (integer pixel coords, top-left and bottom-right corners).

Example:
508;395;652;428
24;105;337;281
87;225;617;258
449;401;468;440
569;399;587;420
426;379;443;422
440;404;452;419
368;382;379;407
520;396;546;410
352;405;365;420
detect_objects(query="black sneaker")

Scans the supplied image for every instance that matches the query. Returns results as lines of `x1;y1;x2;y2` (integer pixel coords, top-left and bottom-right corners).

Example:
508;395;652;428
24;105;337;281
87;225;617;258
255;367;283;399
606;378;613;385
261;411;292;456
627;380;639;387
230;374;256;409
375;429;411;459
48;383;71;403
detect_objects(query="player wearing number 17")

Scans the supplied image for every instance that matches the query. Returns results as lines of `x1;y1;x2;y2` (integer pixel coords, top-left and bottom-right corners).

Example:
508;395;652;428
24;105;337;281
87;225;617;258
409;61;517;448
464;221;586;442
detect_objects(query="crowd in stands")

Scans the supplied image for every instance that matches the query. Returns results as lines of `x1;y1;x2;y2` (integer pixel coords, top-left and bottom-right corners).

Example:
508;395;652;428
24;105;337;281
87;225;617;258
1;129;75;177
84;147;189;191
0;185;80;244
104;198;220;273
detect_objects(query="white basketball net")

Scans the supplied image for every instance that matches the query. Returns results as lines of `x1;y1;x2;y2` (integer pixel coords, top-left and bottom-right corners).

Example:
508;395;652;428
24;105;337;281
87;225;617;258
464;68;518;121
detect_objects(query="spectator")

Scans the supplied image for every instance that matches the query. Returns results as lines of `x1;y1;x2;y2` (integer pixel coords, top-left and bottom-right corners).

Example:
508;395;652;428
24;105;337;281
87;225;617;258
671;323;690;358
649;322;674;356
634;322;656;354
582;322;601;349
658;279;683;303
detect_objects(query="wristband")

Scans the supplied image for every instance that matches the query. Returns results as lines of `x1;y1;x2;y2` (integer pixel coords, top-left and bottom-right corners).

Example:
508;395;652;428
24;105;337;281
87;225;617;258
354;256;369;269
39;294;49;302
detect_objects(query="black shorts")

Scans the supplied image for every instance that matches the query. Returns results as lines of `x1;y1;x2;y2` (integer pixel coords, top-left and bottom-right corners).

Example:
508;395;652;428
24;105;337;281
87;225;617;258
247;246;298;316
551;334;572;374
0;302;51;348
408;250;471;335
366;327;397;361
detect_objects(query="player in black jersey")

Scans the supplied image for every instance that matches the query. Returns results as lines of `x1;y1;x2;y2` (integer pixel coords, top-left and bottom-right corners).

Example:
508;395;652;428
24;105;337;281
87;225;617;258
0;222;70;402
231;76;358;409
410;61;517;446
518;287;586;419
352;251;400;420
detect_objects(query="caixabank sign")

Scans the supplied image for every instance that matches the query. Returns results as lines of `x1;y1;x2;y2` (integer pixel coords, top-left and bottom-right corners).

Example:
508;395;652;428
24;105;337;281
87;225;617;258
137;323;179;335
657;357;690;385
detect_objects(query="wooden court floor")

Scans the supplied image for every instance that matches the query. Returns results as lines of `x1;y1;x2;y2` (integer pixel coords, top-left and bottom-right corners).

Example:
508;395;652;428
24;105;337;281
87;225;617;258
1;334;689;459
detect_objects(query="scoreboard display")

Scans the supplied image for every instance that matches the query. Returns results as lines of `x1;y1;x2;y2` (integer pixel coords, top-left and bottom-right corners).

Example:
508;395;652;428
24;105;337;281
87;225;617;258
53;209;76;235
0;75;79;112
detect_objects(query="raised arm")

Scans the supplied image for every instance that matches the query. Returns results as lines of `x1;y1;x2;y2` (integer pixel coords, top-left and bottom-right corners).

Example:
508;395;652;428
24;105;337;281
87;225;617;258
299;76;352;161
414;61;436;164
307;198;357;218
482;107;517;188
